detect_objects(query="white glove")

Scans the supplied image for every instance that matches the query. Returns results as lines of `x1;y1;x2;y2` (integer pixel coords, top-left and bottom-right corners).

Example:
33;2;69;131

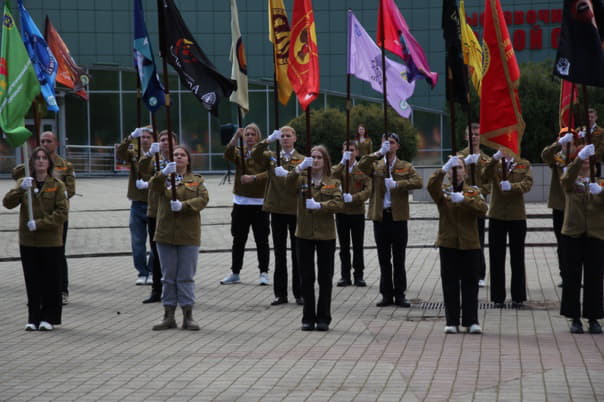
578;129;587;138
27;220;36;232
500;180;512;191
464;153;479;165
20;176;33;190
130;127;143;139
135;179;149;190
170;200;183;212
378;141;390;155
274;166;289;177
450;192;464;203
385;177;397;190
297;157;313;171
492;150;504;160
149;142;160;155
442;156;460;173
340;151;352;165
305;198;321;210
578;144;595;160
558;132;574;146
589;182;602;195
343;193;353;203
162;161;176;176
267;129;282;143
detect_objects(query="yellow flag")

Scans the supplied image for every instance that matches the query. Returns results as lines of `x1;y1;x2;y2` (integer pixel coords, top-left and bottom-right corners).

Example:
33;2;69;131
459;0;482;96
268;0;293;105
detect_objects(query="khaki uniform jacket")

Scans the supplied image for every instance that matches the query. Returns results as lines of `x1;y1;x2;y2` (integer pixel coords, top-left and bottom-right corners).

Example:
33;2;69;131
560;157;604;240
139;154;168;218
331;162;371;215
482;157;533;221
3;176;68;247
357;137;373;158
456;147;491;196
541;141;566;211
427;169;488;250
117;136;150;203
252;140;304;215
224;144;268;199
12;155;76;199
149;172;209;246
358;153;423;222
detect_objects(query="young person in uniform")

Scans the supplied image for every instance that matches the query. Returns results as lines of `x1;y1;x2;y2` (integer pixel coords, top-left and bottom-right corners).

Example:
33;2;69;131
275;145;343;331
4;147;68;331
149;145;209;331
355;124;373;158
220;124;270;286
358;133;423;307
252;126;305;306
332;141;371;287
428;156;487;334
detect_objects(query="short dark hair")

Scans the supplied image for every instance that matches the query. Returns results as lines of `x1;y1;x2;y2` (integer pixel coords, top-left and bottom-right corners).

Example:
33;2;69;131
29;146;54;177
382;132;400;143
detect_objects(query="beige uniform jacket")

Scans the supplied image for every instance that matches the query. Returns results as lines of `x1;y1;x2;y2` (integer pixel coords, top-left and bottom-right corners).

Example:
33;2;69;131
456;147;491;196
13;155;76;199
541;141;566;211
3;176;68;247
357;137;373;158
331;162;371;215
561;157;604;240
252;140;304;215
482;157;533;221
358;153;423;222
224;144;268;199
149;172;209;246
138;154;168;218
427;169;488;250
117;136;151;203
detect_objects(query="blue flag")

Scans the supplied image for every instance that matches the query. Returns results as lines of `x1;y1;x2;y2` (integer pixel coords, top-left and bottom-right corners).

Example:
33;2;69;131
18;0;58;112
133;0;164;112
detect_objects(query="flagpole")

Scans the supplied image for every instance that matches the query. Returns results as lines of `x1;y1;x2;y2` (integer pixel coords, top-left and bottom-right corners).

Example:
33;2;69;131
446;73;459;190
272;51;281;166
581;84;596;182
32;98;41;147
345;72;351;193
305;106;312;199
567;82;576;166
151;113;161;171
237;106;245;170
135;69;143;166
464;70;475;186
22;141;34;224
379;1;390;178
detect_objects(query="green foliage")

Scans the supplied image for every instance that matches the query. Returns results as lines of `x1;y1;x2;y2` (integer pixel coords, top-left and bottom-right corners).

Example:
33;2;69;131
287;108;346;164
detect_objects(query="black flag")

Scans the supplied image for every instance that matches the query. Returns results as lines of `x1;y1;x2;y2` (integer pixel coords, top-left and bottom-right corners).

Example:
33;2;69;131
553;0;604;87
442;0;469;106
158;0;235;114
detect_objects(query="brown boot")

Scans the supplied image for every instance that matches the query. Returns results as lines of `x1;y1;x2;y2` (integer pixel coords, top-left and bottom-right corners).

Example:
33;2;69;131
152;305;177;330
181;305;200;331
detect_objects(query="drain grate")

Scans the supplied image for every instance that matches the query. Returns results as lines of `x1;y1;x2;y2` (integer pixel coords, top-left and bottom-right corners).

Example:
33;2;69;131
415;301;558;311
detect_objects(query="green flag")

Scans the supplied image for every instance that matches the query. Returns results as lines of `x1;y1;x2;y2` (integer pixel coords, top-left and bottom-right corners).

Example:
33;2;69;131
0;1;40;147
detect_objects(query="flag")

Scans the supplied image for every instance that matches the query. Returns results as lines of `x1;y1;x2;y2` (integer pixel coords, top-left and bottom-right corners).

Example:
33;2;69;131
459;0;482;95
287;0;319;111
442;0;469;106
229;0;248;114
268;0;293;105
347;11;414;118
376;0;438;88
559;79;578;129
18;0;57;112
158;0;235;115
45;17;89;100
553;0;604;87
479;0;525;157
133;0;164;113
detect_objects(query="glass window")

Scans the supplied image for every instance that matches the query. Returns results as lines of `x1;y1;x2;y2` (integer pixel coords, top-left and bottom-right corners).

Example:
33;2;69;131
89;69;119;91
413;109;442;165
242;91;268;135
89;93;120;146
180;92;209;153
152;93;180;142
326;94;347;112
65;94;89;146
267;88;297;130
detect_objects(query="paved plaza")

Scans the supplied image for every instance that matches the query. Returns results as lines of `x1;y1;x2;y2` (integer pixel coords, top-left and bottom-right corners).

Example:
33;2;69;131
0;176;602;401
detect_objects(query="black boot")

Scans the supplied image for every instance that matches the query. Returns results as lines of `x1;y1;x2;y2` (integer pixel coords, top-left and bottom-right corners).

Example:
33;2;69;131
181;305;200;331
152;305;177;330
570;318;584;334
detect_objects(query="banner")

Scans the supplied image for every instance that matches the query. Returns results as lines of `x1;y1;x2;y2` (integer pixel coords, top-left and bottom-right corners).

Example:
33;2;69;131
230;0;249;114
442;0;469;106
559;79;578;129
459;0;482;95
268;0;293;105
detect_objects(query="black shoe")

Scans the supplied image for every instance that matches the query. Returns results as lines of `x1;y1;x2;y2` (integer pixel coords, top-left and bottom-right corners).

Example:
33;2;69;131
316;322;329;331
354;278;367;287
511;301;524;309
301;322;315;331
588;320;602;334
142;292;161;304
295;297;304;306
557;281;563;288
570;319;584;334
271;297;288;306
376;298;393;307
337;278;352;287
395;297;411;308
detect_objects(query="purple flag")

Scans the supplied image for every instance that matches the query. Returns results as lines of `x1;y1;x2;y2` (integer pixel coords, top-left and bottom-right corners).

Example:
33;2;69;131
347;10;414;118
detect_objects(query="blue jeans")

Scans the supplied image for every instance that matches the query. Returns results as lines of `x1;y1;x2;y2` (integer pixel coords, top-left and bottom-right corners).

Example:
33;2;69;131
129;201;151;277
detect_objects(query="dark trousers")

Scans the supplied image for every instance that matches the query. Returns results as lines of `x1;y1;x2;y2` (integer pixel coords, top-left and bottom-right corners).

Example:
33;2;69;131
439;247;480;327
296;237;335;325
20;246;63;325
560;235;604;320
230;204;270;274
552;209;566;281
335;213;365;280
477;217;486;280
148;217;162;295
60;220;69;294
373;211;408;299
271;213;301;299
488;219;527;303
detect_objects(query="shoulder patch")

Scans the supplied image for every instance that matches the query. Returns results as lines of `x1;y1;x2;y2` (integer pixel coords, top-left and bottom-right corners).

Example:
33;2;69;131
44;186;58;193
322;184;336;189
393;167;409;174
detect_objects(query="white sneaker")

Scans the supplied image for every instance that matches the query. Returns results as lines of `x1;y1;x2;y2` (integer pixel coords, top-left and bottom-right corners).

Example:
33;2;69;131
444;326;458;334
478;279;486;287
220;273;241;284
259;272;270;286
62;292;69;305
38;321;54;331
145;274;153;285
468;324;482;334
25;323;37;331
135;276;146;285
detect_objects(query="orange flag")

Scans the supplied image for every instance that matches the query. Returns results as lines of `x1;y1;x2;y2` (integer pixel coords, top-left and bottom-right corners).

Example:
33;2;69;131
287;0;319;111
479;0;525;157
559;79;578;130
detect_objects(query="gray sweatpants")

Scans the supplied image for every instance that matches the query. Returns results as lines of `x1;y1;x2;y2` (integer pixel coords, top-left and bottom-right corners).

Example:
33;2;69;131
156;243;199;306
